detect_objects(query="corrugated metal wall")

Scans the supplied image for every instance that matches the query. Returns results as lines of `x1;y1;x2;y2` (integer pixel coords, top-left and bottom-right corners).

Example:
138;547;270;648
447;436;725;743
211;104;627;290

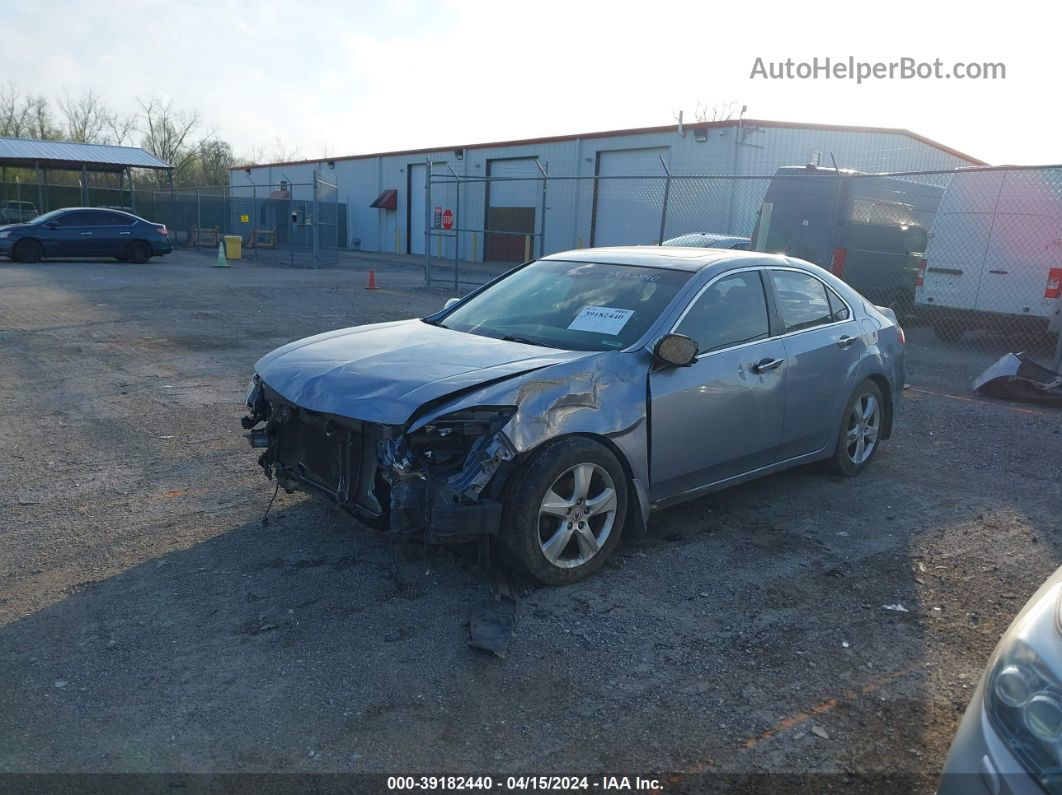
230;125;976;261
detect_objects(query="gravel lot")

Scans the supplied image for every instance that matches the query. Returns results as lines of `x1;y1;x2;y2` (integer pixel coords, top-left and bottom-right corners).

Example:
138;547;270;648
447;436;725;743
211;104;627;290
1;252;1060;791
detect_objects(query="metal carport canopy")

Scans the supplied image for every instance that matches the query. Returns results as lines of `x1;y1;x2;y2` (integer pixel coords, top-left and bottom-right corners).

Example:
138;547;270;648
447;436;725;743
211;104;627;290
0;137;171;172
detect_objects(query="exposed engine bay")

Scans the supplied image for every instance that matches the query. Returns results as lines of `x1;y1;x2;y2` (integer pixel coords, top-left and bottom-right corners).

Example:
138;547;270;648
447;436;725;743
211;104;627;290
243;379;517;542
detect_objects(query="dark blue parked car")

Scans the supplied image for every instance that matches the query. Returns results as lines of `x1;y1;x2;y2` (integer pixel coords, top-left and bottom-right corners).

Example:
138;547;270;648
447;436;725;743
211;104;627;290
0;207;172;264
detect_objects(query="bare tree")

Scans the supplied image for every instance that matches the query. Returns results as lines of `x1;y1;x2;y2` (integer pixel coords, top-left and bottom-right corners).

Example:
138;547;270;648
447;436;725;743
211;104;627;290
137;96;202;185
58;90;110;143
237;137;303;167
694;100;744;123
104;111;138;147
193;138;236;185
0;83;57;139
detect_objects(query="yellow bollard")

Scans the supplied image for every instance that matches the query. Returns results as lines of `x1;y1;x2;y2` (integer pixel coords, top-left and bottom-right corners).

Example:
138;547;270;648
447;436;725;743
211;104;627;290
577;237;585;249
524;235;531;261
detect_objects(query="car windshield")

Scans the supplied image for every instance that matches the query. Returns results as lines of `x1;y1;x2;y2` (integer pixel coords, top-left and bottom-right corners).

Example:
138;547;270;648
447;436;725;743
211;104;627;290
435;259;691;351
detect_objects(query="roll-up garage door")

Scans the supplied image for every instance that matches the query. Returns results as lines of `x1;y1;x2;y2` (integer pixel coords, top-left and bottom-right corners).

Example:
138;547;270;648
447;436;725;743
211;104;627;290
592;147;669;247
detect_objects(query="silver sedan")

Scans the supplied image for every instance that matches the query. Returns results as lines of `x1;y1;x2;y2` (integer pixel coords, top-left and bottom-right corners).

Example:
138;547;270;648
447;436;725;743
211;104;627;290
242;247;905;584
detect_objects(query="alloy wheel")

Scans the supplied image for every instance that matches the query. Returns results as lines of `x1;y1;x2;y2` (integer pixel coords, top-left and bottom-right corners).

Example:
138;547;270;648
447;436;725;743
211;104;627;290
537;462;618;569
846;392;881;464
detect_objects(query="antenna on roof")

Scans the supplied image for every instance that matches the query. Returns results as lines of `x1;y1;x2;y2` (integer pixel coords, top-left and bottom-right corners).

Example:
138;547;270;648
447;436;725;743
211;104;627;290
674;110;685;137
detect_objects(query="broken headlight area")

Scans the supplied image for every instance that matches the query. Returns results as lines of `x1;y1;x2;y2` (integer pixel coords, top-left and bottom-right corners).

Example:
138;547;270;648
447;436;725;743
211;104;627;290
240;374;270;431
245;388;517;544
379;406;517;542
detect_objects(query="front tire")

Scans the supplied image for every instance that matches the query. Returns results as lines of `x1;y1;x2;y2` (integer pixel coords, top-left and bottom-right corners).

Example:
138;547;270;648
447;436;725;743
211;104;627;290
13;239;43;263
500;437;628;585
823;380;885;477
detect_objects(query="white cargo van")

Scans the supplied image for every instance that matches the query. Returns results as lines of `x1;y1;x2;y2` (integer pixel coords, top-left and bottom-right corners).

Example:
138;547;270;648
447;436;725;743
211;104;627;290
915;169;1062;341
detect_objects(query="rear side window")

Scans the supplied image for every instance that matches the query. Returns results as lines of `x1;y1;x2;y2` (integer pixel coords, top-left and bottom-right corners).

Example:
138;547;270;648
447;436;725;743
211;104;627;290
675;271;770;353
82;210;118;226
106;212;136;226
770;270;837;332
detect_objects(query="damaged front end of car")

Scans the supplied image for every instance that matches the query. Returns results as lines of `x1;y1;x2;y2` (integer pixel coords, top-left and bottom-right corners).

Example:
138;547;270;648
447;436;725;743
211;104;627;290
242;377;517;543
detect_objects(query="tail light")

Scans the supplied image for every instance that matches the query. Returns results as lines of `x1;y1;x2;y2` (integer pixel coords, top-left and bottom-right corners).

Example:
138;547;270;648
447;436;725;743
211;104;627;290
830;247;847;277
1046;268;1062;299
156;224;169;237
897;325;906;345
915;258;927;287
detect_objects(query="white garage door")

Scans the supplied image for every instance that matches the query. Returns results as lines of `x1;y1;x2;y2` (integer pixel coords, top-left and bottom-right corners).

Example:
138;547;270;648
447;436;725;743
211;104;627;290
593;147;669;247
488;158;541;207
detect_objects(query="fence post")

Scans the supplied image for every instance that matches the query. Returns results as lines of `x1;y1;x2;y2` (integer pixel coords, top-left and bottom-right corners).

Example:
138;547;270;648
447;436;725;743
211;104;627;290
454;176;460;291
251;183;257;264
424;157;432;287
536;159;548;258
657;155;671;245
196;187;201;234
313;171;320;269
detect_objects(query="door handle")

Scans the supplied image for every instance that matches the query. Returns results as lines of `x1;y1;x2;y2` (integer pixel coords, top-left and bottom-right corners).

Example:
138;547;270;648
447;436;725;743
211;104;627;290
119;231;131;235
752;357;784;373
837;335;856;349
79;231;93;236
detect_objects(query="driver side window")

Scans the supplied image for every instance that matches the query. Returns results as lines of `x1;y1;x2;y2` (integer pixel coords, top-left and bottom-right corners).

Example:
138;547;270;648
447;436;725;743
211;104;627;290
675;271;771;355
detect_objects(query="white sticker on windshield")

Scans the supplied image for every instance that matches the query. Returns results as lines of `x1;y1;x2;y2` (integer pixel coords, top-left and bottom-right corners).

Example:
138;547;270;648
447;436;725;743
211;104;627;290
567;306;634;335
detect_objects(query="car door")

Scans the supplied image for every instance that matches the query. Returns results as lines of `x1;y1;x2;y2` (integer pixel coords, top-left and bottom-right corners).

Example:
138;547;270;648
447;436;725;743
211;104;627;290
767;268;864;460
79;210;122;256
649;268;787;501
40;210;95;257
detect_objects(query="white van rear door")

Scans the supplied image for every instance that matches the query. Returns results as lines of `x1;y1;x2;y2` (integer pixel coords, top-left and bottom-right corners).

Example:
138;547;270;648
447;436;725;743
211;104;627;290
975;212;1062;318
918;211;990;311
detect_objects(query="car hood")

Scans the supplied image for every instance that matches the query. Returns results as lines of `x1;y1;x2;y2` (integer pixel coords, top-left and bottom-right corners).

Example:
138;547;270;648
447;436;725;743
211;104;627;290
254;318;594;425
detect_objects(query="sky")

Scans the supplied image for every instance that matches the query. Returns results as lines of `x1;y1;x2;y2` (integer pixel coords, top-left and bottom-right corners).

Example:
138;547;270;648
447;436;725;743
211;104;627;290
2;0;1059;166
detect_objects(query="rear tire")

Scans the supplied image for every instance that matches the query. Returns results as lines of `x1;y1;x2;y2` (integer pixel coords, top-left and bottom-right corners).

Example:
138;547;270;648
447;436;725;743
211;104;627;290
500;437;628;585
822;380;885;477
126;241;151;264
13;238;43;263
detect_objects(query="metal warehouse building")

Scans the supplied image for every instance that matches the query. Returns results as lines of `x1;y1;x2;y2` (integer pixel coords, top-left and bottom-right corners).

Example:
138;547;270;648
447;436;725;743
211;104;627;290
229;118;983;263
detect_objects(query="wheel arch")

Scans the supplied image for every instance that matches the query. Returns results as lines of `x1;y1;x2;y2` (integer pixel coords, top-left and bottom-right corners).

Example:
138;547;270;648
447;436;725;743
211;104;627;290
864;372;894;440
496;430;649;536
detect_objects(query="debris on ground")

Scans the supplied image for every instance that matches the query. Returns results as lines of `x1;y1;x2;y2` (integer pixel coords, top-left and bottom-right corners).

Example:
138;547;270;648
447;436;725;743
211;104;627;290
811;726;830;740
468;611;515;659
883;604;910;612
973;352;1062;406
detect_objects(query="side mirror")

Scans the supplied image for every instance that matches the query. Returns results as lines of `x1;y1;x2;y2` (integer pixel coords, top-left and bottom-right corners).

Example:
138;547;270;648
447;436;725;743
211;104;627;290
653;333;698;367
444;297;460;310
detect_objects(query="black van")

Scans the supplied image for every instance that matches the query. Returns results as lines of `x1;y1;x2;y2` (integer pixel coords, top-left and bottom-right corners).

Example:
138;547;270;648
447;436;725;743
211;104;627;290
750;165;943;311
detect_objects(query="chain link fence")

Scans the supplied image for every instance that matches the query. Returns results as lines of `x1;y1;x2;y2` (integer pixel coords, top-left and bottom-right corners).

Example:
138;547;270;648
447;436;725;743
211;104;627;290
0;169;344;268
424;164;1062;381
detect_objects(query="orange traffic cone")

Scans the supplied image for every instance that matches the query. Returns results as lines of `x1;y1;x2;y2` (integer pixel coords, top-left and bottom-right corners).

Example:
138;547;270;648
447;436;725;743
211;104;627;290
366;268;378;289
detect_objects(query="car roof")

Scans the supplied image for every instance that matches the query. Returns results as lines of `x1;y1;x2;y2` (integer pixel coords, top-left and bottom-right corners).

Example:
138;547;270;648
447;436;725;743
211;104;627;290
540;245;786;272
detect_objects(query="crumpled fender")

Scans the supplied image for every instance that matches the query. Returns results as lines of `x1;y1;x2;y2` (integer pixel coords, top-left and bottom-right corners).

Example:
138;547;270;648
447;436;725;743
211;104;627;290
408;350;653;523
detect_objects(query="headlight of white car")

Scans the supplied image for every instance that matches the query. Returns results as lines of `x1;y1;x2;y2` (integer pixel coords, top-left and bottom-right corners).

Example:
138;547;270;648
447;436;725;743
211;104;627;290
985;582;1062;789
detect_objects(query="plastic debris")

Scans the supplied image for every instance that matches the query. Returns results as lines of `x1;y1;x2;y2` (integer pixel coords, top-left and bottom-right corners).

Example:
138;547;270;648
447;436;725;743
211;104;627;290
883;604;909;612
468;611;515;659
973;352;1062;406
